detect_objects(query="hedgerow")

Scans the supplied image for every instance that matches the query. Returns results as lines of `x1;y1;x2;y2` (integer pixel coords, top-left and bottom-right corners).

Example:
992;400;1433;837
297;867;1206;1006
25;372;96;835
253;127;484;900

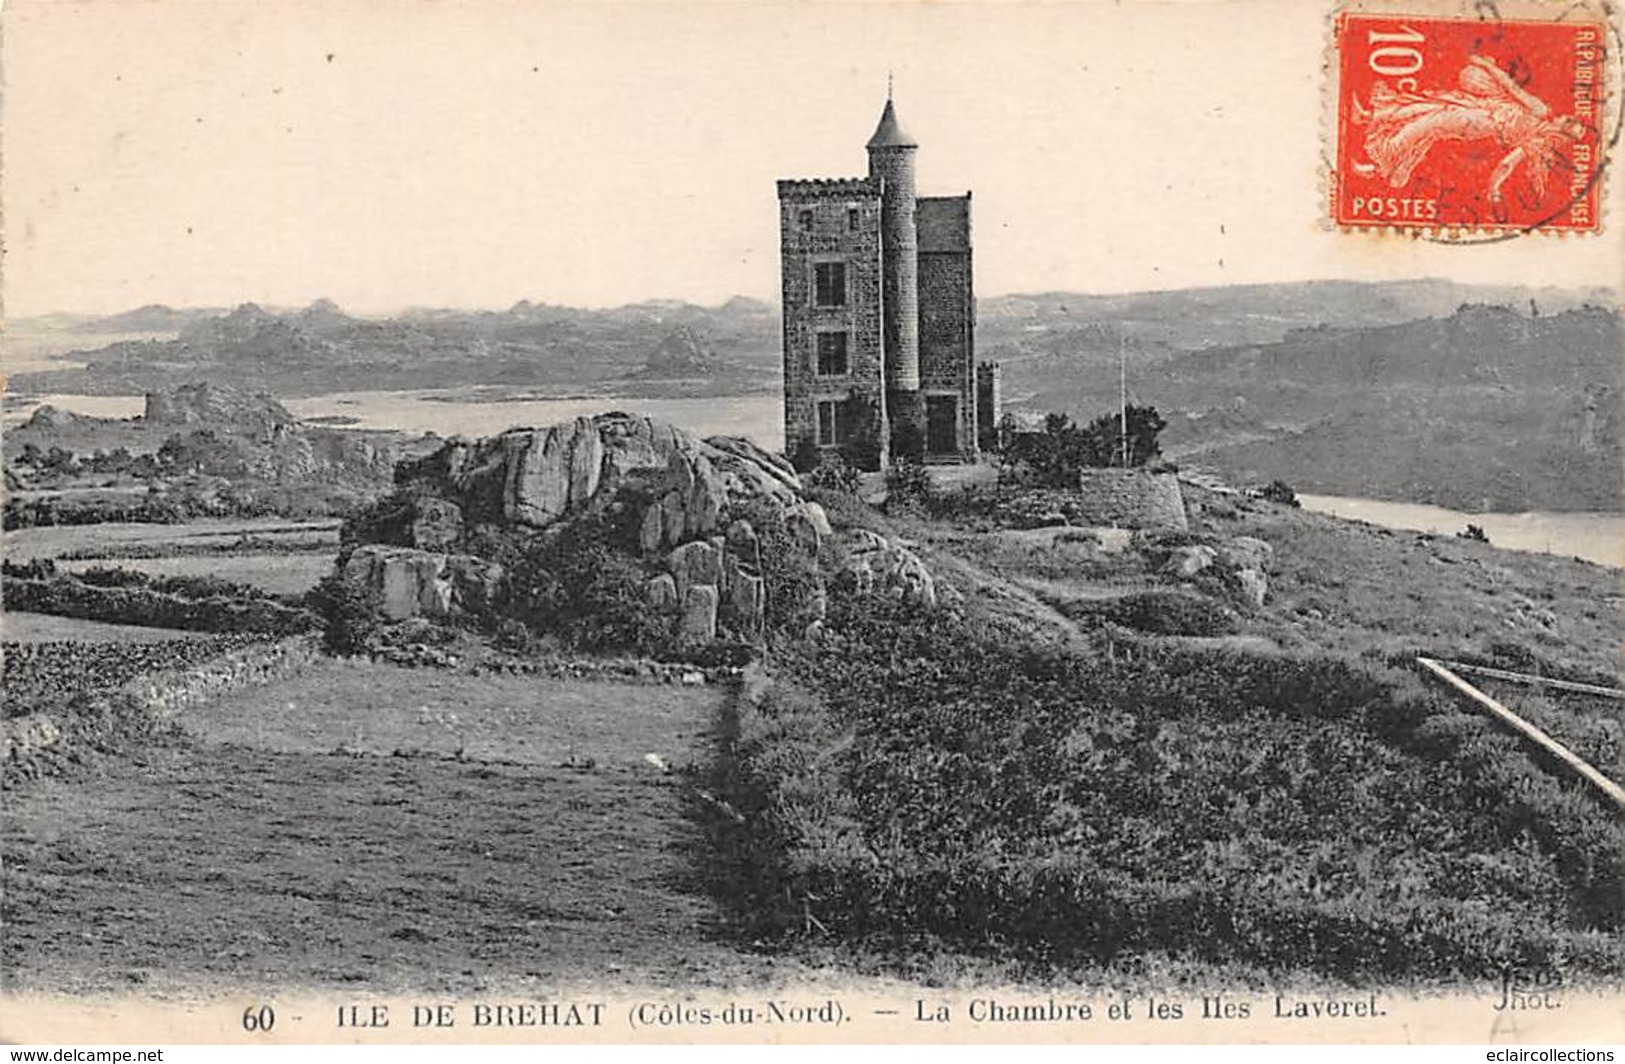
3;636;266;719
6;574;318;636
714;590;1625;981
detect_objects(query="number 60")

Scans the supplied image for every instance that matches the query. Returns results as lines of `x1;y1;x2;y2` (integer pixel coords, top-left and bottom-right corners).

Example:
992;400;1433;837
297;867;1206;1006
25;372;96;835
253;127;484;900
242;1004;276;1033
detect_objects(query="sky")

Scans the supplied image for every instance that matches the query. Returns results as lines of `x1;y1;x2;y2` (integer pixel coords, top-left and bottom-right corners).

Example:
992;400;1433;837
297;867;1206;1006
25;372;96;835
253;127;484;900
3;0;1622;317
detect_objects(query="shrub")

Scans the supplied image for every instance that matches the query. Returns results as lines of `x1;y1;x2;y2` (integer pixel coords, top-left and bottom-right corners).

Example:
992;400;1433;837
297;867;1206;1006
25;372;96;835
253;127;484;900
8;574;317;635
306;572;385;654
788;438;821;475
504;504;668;654
734;498;823;638
883;458;934;517
1065;588;1240;636
1001;407;1167;487
804;453;860;495
710;590;1625;981
2;557;57;581
1259;480;1301;507
837;390;884;472
73;566;152;588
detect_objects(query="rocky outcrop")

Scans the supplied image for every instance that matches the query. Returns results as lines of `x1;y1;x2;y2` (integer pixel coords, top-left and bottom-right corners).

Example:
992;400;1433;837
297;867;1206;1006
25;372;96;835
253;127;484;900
678;585;720;644
340;412;940;650
640;325;717;377
1151;534;1272;608
841;530;937;607
144;381;296;434
1164;545;1218;579
22;404;93;431
392;412;798;539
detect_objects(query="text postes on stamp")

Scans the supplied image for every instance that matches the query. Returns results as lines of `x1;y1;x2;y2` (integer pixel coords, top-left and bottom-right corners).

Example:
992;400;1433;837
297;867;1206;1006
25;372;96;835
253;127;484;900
1334;11;1607;233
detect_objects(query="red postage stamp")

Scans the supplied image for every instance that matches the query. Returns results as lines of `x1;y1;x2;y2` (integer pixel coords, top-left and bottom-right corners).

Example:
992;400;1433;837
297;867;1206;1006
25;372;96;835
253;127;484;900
1333;10;1608;233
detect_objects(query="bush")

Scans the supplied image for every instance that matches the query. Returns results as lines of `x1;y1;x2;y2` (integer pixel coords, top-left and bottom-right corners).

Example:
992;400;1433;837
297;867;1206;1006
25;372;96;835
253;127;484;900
710;590;1625;981
1064;588;1240;637
307;572;386;654
507;506;668;654
2;557;57;581
1259;480;1301;507
8;574;318;636
804;453;860;495
1001;407;1167;487
735;500;824;640
883;458;933;517
74;565;161;589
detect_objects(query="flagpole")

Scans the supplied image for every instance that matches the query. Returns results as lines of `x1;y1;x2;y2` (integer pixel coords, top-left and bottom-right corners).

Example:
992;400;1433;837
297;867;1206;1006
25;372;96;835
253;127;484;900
1119;325;1128;468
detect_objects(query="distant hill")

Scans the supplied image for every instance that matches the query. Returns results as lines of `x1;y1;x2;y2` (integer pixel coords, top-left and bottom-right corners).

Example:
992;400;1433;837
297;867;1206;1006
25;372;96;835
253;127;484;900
7;381;395;490
980;278;1618;353
16;297;783;399
144;380;299;435
1142;305;1621;512
72;304;225;333
637;326;719;378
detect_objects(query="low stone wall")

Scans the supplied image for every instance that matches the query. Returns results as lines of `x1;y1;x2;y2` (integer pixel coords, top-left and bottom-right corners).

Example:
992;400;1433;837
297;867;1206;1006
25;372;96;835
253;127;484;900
6;575;318;635
372;643;745;686
3;636;319;782
125;635;320;721
990;473;1188;532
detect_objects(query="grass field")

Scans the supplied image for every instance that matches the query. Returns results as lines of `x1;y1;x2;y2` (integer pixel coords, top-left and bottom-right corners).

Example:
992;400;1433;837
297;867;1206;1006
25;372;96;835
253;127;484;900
901;488;1621;680
58;553;333;597
1;612;216;643
180;658;720;766
0;662;797;993
5;518;339;561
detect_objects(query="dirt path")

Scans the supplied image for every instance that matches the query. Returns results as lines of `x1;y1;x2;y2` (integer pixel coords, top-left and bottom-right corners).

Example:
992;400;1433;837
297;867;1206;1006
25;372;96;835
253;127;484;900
2;668;792;995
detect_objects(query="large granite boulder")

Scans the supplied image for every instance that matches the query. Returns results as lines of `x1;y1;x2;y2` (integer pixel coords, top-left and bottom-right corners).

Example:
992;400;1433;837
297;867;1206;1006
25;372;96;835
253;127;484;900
1219;536;1273;571
840;530;937;608
678;584;719;645
343;545;505;622
668;540;724;599
338;413;944;651
393;412;800;541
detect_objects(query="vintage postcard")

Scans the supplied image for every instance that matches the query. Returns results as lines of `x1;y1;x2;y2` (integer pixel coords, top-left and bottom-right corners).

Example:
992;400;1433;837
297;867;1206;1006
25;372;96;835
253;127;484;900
2;0;1623;1051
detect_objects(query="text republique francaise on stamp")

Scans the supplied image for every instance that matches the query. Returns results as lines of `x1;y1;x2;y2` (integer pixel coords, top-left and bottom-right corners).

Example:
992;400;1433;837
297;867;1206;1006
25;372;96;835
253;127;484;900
1333;6;1610;233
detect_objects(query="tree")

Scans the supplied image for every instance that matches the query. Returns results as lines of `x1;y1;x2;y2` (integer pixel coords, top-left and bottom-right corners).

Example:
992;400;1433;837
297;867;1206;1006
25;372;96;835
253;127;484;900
1001;405;1168;487
1080;405;1167;468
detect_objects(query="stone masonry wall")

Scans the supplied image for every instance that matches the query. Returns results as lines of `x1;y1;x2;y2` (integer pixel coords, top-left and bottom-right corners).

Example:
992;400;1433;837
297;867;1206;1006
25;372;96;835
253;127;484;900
4;636;319;781
919;249;976;456
778;180;886;461
1072;470;1189;531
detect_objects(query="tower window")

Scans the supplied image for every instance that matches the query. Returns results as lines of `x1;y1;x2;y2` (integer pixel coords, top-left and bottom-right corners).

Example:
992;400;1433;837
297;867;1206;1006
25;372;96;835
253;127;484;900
814;262;847;307
816;400;844;446
799;209;814;232
848;208;861;231
816;332;849;376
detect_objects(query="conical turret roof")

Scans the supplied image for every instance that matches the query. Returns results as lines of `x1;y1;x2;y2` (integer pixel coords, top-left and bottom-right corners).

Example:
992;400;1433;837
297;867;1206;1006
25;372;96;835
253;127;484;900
866;97;918;149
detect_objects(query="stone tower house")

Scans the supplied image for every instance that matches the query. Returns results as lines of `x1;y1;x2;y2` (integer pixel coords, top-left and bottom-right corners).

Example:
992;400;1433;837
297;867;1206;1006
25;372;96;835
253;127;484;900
778;95;995;469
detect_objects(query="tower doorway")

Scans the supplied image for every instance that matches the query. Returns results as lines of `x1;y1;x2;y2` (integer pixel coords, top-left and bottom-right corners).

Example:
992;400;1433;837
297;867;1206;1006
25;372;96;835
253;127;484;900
925;395;958;456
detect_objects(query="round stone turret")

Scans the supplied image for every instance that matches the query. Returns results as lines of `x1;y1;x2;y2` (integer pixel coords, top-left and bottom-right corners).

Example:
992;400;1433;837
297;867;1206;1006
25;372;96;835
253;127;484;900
867;98;921;404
